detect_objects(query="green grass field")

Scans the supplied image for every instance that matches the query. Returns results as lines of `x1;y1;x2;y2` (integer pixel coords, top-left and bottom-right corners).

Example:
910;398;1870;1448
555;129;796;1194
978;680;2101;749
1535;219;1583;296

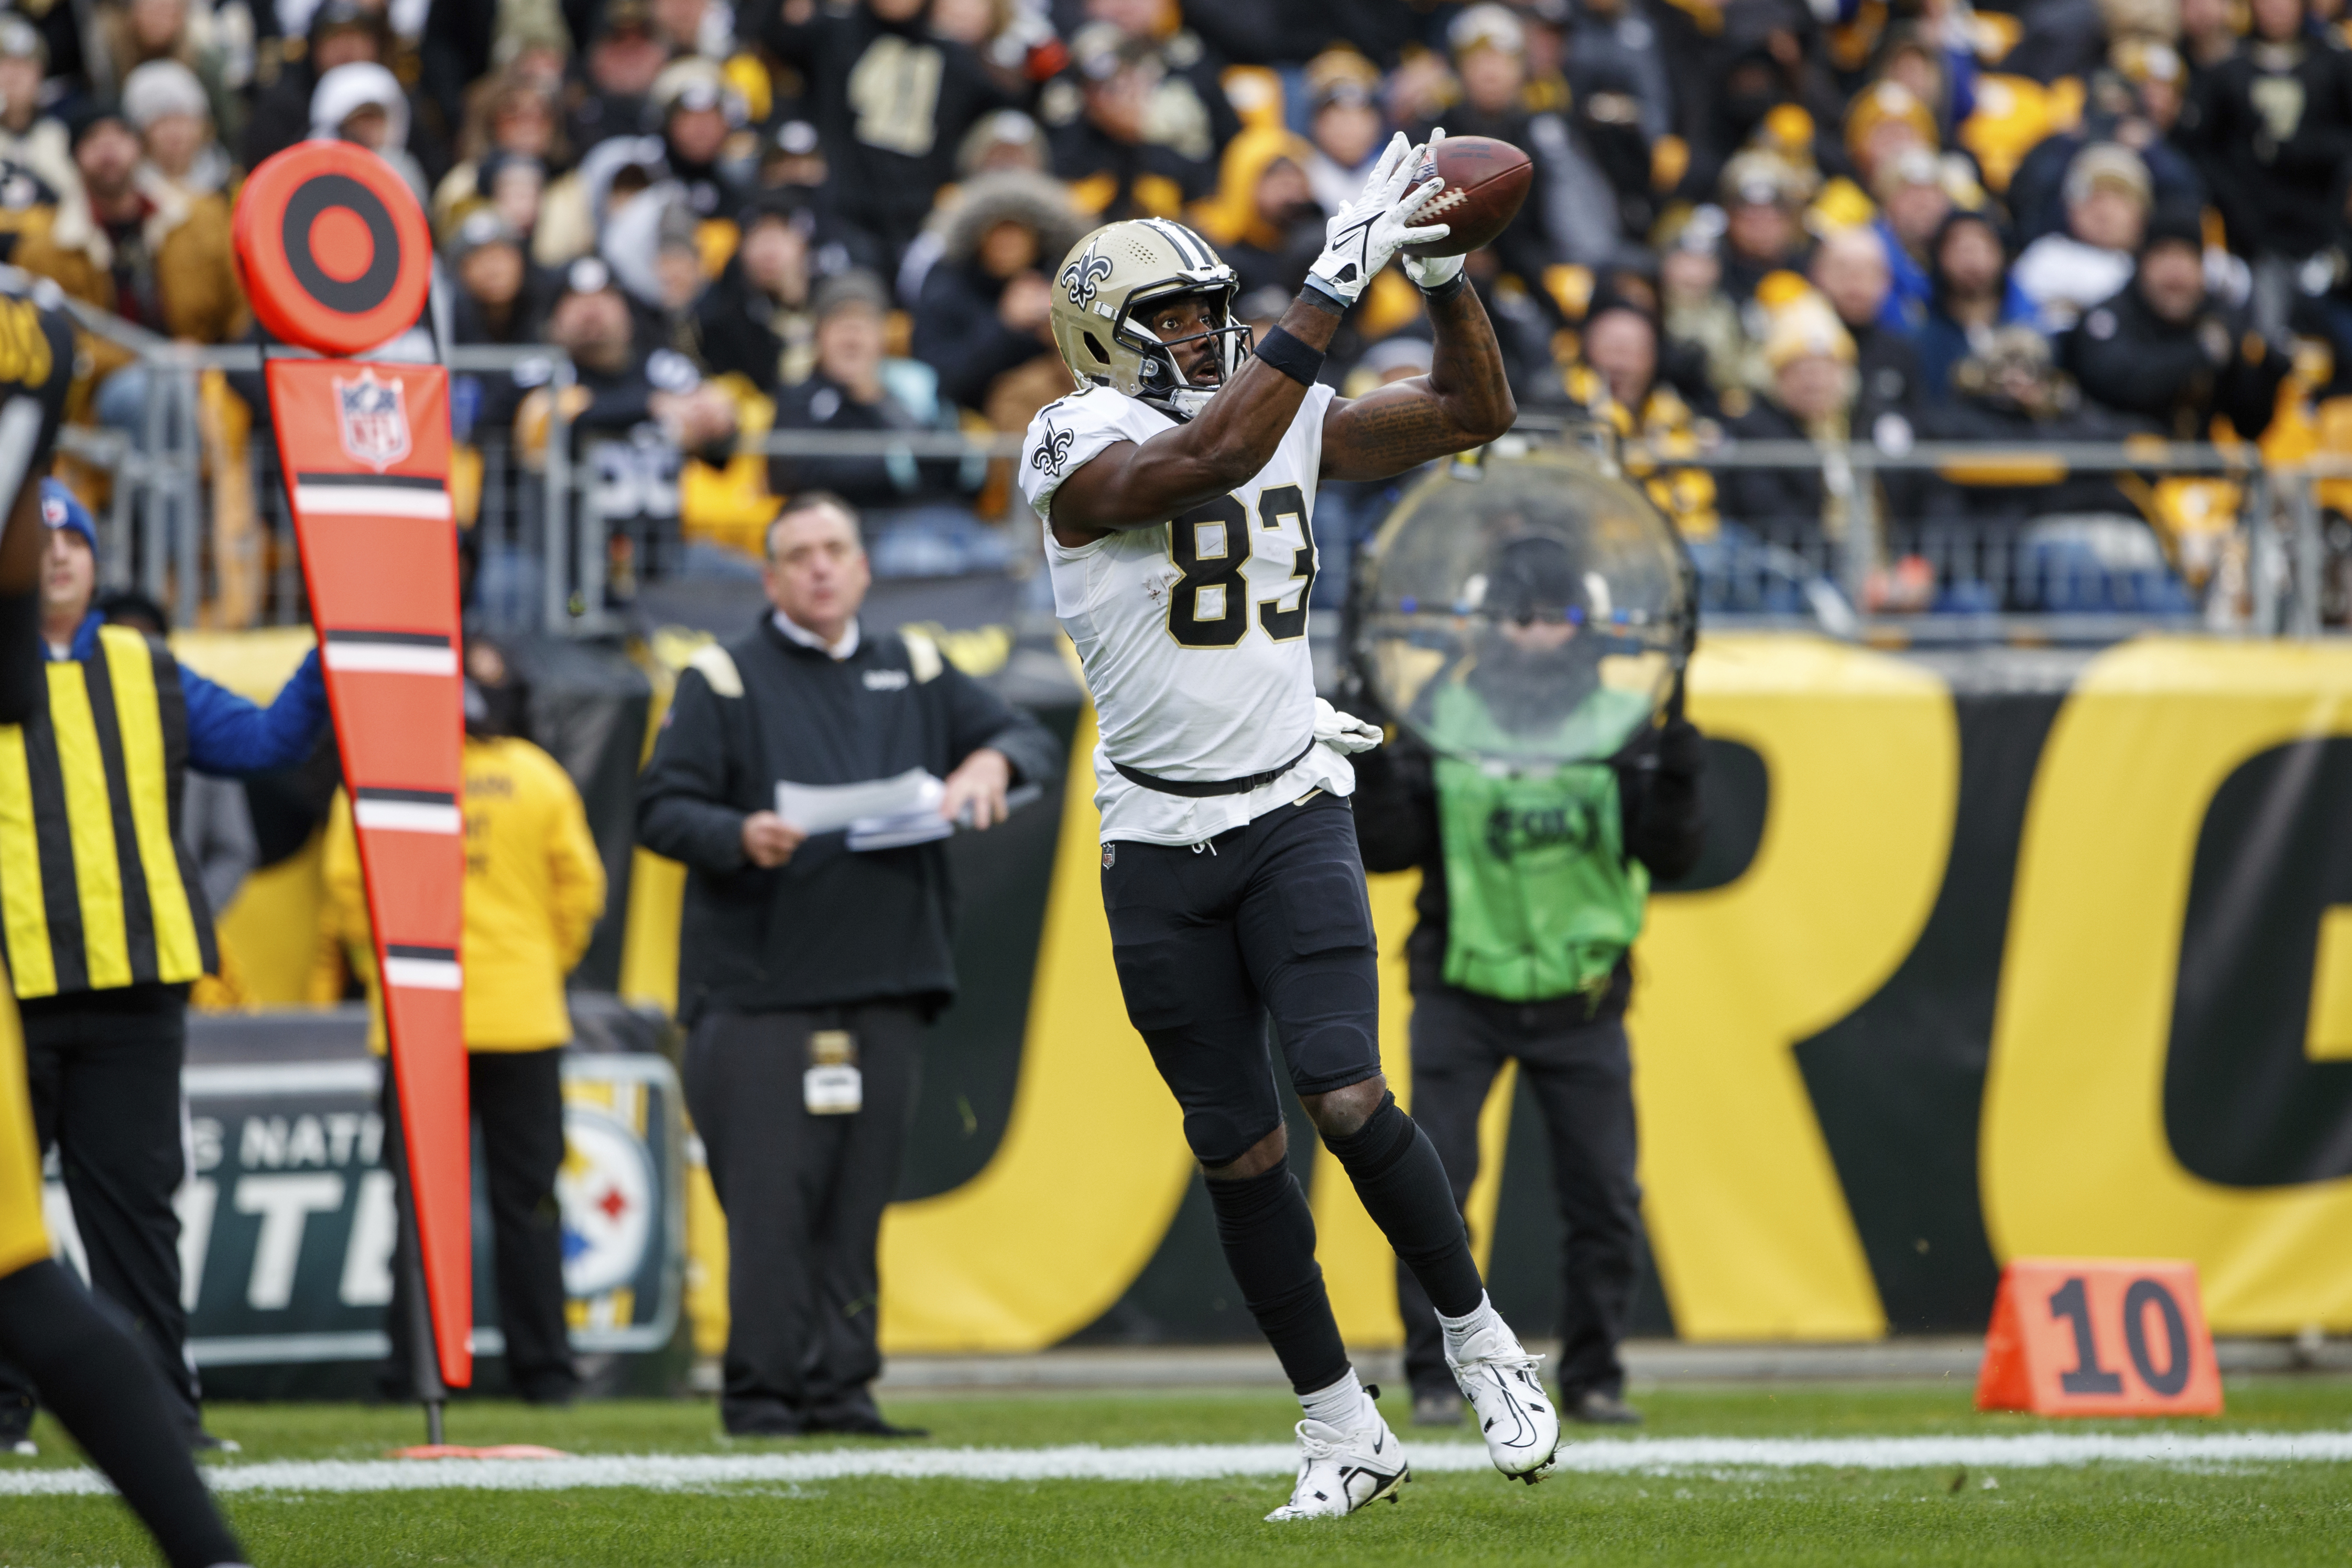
4;1379;2350;1566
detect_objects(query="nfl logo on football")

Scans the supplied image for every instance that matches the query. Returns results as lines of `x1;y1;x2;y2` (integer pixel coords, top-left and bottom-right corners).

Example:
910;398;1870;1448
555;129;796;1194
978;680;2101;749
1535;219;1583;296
334;368;411;471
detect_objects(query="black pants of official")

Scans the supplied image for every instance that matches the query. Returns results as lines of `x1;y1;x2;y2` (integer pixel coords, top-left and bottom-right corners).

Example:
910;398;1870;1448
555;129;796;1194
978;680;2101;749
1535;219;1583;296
682;1004;921;1433
1397;986;1645;1403
383;1048;579;1403
0;989;197;1441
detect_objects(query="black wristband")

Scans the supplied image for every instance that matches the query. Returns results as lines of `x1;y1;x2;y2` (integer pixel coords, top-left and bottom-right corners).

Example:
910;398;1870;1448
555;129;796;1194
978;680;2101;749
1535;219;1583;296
1420;270;1468;304
1296;280;1347;315
1253;325;1326;387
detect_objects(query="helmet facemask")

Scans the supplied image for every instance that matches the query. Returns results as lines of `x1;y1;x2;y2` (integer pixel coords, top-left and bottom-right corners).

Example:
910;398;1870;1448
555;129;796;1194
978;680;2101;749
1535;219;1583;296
1118;282;1254;422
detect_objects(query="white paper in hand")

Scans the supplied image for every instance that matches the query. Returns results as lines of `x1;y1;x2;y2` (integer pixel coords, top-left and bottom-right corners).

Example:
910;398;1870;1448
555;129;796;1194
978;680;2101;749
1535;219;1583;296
774;768;943;835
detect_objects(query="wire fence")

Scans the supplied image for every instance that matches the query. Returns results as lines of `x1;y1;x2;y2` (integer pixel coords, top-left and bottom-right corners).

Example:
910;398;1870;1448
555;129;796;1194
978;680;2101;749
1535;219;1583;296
42;300;2352;647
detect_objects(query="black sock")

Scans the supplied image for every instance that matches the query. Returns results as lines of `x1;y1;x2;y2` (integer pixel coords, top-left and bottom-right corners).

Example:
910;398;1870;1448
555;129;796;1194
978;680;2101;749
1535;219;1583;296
0;1261;245;1568
1325;1093;1484;1319
1203;1157;1351;1395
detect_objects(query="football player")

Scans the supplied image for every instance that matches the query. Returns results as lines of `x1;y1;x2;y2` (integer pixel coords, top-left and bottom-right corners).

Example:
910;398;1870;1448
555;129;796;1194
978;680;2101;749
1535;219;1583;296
1016;132;1559;1519
0;279;249;1568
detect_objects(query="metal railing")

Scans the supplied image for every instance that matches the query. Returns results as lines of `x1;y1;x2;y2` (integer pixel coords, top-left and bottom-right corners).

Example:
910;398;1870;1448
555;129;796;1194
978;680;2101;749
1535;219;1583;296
45;295;2352;644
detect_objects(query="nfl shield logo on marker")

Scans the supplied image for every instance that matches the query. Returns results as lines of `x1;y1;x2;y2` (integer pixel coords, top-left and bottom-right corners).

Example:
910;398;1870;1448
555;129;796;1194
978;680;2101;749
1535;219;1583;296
334;368;411;471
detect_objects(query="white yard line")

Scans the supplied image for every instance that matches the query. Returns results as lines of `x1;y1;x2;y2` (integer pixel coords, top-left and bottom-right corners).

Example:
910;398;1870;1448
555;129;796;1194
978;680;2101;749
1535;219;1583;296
4;1431;2350;1497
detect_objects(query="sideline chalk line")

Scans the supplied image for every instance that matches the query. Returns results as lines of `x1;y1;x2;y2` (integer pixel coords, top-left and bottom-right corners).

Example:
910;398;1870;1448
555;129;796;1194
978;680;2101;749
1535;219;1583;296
5;1430;2352;1496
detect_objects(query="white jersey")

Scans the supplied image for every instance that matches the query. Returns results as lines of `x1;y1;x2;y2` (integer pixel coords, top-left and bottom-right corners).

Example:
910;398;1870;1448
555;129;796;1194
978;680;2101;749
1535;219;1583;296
1018;383;1354;846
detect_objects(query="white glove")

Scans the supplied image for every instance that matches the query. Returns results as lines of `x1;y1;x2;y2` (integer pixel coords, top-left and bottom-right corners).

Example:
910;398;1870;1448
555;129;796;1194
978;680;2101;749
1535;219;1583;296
1400;127;1465;293
1306;132;1449;308
1314;698;1384;756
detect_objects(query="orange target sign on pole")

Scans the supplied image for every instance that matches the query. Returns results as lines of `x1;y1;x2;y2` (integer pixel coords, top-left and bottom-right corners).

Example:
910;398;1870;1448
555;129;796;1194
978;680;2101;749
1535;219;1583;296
235;141;472;1398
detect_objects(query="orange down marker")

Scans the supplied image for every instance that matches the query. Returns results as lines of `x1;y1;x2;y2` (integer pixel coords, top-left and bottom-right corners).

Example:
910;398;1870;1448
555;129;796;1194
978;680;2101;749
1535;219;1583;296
1976;1258;2222;1417
239;140;471;1393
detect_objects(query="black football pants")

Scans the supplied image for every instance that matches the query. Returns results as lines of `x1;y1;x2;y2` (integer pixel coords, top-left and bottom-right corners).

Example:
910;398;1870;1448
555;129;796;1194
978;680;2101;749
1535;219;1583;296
1397;986;1645;1403
382;1047;579;1403
0;992;197;1441
682;1003;921;1432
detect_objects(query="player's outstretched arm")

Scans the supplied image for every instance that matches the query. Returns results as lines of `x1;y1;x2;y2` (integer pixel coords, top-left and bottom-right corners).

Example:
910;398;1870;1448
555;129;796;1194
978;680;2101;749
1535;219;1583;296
1050;291;1346;543
1320;278;1516;483
1051;133;1447;545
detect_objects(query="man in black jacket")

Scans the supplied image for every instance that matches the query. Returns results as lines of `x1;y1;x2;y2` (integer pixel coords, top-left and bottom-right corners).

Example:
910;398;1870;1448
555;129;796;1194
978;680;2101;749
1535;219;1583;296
1351;537;1705;1430
2071;205;2292;440
637;491;1059;1436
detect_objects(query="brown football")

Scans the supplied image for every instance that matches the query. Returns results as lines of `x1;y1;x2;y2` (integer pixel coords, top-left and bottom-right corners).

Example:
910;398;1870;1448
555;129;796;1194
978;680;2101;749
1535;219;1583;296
1401;135;1533;258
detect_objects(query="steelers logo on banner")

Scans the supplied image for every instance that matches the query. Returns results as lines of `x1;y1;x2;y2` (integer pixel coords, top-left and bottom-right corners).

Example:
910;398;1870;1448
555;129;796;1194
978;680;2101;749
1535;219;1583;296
557;1106;656;1298
232;141;431;357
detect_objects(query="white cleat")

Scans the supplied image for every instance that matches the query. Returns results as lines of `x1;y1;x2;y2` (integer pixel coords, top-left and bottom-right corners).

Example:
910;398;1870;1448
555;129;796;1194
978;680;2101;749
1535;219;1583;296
1448;1316;1562;1483
1264;1409;1410;1520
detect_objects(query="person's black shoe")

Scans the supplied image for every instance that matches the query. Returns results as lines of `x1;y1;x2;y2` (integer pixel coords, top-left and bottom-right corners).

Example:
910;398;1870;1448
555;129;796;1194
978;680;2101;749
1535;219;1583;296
518;1380;580;1409
1565;1389;1643;1425
723;1407;805;1438
189;1428;242;1454
804;1408;929;1438
1411;1389;1463;1427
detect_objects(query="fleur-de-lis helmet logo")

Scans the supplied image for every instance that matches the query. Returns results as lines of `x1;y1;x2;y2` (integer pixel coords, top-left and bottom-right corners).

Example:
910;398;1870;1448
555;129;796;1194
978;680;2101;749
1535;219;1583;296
1060;245;1113;309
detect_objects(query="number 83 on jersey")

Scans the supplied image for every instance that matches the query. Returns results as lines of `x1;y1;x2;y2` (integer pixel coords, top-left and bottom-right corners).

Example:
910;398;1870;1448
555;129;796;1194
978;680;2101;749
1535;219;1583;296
1166;483;1316;650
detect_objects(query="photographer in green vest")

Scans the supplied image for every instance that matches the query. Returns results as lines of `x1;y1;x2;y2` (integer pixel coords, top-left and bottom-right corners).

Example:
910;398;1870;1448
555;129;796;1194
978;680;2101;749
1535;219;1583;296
1352;532;1705;1429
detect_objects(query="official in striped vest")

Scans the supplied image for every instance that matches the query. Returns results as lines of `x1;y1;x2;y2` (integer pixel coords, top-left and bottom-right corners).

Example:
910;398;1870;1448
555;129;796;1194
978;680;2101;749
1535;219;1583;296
0;483;329;1453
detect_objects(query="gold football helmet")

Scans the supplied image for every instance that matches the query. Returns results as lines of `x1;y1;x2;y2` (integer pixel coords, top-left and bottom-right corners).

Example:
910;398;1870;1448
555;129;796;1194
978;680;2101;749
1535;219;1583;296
1048;219;1249;421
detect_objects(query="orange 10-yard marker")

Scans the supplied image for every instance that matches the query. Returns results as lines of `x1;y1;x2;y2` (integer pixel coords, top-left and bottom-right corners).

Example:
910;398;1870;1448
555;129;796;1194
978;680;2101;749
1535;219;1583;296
1976;1258;2223;1417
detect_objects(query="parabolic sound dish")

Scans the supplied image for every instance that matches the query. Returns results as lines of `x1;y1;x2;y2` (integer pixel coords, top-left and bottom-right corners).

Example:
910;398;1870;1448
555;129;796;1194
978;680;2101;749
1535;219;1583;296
1353;446;1694;770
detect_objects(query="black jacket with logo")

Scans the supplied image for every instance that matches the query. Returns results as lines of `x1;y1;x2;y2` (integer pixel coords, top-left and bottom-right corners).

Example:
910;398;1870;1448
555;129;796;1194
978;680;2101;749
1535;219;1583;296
636;615;1061;1021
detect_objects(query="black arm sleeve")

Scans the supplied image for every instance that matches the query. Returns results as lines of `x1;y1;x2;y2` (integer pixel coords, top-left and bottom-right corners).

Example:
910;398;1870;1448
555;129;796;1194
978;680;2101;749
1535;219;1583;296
635;669;754;875
0;590;37;725
938;663;1062;788
1349;738;1437;875
1616;718;1707;883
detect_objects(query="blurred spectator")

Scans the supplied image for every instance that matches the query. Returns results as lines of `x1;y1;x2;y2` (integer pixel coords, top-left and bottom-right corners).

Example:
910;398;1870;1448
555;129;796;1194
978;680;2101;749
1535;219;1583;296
451;210;550;346
1301;48;1386;217
1931;325;2144;526
563;0;667;156
2007;60;2205;246
99;0;240;147
430;67;566;234
1060;0;1242;170
1719;151;1814;300
650;56;752;224
243;0;390;170
1911;208;2043;406
771;269;994;575
0;20;75;203
1723;299;1859;540
328;638;607;1410
2013;141;2151;329
1192;125;1322;296
533;132;665;267
1659;205;1756;402
1415;5;1619;275
2071;205;2292;439
1813;227;1923;444
124;60;231;196
697;191;819;394
1843;80;1937;186
1564;297;1721;537
17;101;245;430
1047;26;1215;221
910;169;1082;413
1870;148;1952;327
1566;0;1674;144
312;60;431;204
2185;0;2352;331
520;257;739;573
2176;0;2240;102
766;0;1016;267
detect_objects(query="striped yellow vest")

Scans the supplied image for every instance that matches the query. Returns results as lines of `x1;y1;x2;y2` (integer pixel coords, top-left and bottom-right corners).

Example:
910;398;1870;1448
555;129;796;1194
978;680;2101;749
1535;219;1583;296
0;625;213;999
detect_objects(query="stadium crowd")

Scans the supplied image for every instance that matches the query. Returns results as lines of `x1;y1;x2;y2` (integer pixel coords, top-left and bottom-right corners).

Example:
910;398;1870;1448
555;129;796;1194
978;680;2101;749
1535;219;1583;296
0;0;2347;607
